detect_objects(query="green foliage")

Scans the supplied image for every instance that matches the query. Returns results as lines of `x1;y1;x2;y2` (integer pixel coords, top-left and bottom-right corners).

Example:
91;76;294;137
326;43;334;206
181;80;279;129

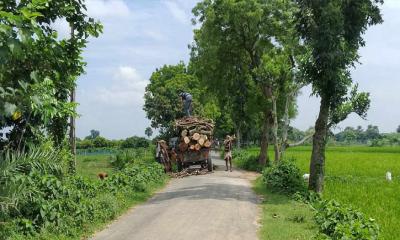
262;158;306;195
253;177;318;239
85;130;100;140
296;0;383;191
233;150;263;172
329;85;371;127
121;136;149;149
335;125;381;145
145;127;153;139
76;138;95;149
76;135;151;150
0;148;165;239
191;0;303;150
370;133;400;147
143;62;218;136
312;200;379;240
296;0;383;110
92;136;109;148
110;148;150;170
0;0;102;150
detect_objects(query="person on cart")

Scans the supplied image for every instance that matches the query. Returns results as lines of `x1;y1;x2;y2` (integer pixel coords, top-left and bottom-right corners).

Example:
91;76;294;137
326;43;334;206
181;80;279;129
179;92;193;117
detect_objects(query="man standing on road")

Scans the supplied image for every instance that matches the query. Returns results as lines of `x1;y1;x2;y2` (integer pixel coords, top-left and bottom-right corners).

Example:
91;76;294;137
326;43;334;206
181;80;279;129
224;135;234;172
179;92;193;117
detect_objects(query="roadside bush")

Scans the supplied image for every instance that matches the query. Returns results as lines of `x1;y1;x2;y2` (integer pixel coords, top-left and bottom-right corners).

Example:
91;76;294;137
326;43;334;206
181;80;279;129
0;148;165;239
110;150;136;169
121;136;149;149
262;158;306;194
232;150;263;172
312;200;379;240
110;148;153;169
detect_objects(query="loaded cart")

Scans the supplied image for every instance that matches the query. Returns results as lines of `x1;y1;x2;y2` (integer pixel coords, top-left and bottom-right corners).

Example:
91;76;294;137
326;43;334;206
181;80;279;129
174;117;214;172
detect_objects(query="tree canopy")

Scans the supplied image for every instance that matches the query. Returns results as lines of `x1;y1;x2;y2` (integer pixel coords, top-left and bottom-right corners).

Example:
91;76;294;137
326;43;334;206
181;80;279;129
143;62;220;137
0;0;102;151
190;0;302;161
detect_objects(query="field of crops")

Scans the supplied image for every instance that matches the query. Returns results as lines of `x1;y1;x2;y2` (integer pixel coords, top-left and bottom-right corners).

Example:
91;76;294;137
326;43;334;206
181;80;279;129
244;146;400;240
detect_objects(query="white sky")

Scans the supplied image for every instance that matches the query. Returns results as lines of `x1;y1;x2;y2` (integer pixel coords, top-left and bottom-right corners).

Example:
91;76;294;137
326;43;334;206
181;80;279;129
74;0;400;139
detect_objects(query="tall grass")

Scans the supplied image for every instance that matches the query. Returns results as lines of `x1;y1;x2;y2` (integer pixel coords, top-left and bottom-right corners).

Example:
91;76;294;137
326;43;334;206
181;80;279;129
243;145;400;240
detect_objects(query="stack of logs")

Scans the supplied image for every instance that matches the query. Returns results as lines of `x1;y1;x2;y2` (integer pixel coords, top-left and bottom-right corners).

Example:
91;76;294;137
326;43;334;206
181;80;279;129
175;117;214;152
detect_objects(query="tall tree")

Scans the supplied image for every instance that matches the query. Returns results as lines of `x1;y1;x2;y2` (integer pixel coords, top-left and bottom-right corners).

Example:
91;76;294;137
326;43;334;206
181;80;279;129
143;63;219;137
145;127;153;139
396;125;400;133
191;0;301;164
296;0;383;192
85;129;100;140
0;0;102;151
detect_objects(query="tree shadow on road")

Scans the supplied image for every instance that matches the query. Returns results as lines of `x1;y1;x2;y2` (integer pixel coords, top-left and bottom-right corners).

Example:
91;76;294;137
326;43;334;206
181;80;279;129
147;182;259;204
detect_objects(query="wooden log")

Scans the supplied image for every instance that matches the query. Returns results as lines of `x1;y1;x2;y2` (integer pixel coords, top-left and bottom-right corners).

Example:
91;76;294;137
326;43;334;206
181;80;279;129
189;145;195;150
183;136;190;144
181;129;188;137
198;130;212;136
189;128;197;135
204;140;212;148
192;133;201;141
198;137;205;146
194;144;201;151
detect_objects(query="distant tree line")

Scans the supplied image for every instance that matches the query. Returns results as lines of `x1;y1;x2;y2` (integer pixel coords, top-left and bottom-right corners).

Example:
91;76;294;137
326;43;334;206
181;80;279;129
76;130;150;149
333;125;400;146
234;124;400;147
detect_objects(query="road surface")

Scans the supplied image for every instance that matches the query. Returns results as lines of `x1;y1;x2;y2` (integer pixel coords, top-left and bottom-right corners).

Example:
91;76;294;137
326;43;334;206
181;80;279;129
91;151;260;240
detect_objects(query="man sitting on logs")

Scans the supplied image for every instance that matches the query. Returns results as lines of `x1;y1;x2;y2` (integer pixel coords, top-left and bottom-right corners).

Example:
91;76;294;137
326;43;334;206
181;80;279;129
179;92;193;117
224;135;234;172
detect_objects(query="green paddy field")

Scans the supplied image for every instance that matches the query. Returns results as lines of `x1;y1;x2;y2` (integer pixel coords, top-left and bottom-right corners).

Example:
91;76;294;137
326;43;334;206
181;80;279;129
244;146;400;240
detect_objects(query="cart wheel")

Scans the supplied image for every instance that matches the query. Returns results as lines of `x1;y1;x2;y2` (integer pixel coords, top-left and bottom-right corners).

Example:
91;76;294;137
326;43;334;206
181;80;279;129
207;158;213;172
177;161;183;172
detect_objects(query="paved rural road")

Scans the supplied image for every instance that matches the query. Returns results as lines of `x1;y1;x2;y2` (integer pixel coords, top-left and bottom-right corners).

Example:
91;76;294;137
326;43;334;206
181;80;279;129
91;151;260;240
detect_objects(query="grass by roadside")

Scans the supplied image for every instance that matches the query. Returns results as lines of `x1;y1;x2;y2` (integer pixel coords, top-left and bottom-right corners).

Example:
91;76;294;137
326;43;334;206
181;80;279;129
253;177;317;240
74;153;169;240
239;145;400;239
3;149;169;240
76;154;115;180
19;177;169;240
80;177;169;240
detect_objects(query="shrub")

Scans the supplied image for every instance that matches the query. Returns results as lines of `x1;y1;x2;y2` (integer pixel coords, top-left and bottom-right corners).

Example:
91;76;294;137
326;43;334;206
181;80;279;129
121;136;149;149
312;200;379;240
110;150;136;169
232;150;263;172
0;148;165;239
262;158;306;194
110;148;153;169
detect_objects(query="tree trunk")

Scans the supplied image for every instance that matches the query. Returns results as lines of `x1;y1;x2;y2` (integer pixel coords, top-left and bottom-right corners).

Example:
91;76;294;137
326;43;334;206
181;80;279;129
69;23;76;174
309;98;330;193
272;97;280;163
259;110;270;166
280;94;290;159
236;128;241;149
